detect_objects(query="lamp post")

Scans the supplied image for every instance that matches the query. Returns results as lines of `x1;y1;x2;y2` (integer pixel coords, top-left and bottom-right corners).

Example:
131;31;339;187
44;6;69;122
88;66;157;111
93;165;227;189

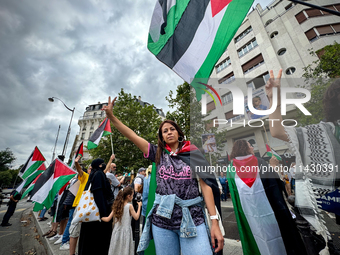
48;97;75;162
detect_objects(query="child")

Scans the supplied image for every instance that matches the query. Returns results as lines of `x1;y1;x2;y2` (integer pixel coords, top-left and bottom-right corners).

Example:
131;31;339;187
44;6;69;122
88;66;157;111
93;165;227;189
102;186;142;255
251;96;267;119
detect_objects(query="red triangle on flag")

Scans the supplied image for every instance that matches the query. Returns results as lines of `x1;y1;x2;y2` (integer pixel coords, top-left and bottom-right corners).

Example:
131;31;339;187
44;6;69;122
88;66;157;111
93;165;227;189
37;163;46;171
54;159;76;179
32;147;46;161
211;0;233;17
233;155;258;188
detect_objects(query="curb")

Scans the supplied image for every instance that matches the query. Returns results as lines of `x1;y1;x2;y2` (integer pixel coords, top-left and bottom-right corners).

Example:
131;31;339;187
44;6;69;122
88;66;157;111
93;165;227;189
32;210;54;255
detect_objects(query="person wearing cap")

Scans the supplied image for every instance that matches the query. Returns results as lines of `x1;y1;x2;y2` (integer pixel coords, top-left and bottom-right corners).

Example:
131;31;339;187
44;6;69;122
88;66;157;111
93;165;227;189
134;167;146;196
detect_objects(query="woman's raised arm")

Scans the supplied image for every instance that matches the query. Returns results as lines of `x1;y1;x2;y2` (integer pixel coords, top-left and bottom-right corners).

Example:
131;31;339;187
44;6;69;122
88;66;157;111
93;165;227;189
102;96;149;155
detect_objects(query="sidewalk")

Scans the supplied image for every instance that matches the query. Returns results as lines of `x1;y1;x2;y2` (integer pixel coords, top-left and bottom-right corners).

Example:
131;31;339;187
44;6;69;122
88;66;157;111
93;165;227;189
33;205;243;255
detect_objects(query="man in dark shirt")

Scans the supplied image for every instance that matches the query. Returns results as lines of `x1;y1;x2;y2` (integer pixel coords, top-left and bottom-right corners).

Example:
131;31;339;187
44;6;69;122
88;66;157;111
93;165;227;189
1;190;21;226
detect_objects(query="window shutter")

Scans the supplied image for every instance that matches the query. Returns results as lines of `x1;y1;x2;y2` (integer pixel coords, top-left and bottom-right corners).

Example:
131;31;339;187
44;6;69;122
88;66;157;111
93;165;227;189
295;12;307;24
242;54;264;72
316;25;334;35
207;101;216;112
305;29;317;40
305;9;322;17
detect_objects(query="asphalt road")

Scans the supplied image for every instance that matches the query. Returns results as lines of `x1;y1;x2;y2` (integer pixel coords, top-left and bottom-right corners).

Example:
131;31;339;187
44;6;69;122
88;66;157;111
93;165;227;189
0;200;47;255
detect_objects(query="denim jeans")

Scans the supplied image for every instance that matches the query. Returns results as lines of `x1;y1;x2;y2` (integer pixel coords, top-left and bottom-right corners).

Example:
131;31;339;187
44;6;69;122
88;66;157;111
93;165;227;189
152;223;212;255
62;208;75;244
39;208;47;218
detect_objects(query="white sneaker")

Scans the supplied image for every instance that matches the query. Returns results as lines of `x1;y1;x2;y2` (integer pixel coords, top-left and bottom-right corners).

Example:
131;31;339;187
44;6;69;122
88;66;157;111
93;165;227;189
49;234;61;241
60;242;70;250
54;236;63;245
46;221;51;226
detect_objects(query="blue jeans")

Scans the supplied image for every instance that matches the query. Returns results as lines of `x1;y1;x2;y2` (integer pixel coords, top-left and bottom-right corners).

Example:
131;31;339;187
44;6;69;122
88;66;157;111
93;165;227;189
152;223;212;255
39;208;47;218
62;208;75;244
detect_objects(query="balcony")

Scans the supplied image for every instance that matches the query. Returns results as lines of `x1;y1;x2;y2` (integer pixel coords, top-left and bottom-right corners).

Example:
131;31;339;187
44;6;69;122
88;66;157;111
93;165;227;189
79;112;105;120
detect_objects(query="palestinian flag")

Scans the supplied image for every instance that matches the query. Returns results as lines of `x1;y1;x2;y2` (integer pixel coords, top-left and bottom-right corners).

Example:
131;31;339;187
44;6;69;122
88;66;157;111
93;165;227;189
69;142;83;169
148;0;254;100
30;159;76;211
227;155;305;255
87;118;111;150
266;144;282;161
19;147;45;180
16;163;47;194
21;173;42;199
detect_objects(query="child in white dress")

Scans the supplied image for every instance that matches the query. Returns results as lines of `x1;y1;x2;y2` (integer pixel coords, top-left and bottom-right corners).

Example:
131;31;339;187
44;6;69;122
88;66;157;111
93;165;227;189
102;186;142;255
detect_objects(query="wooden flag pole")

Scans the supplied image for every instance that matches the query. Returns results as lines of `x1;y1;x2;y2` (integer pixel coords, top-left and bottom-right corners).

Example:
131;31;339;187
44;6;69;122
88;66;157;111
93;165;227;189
110;134;114;154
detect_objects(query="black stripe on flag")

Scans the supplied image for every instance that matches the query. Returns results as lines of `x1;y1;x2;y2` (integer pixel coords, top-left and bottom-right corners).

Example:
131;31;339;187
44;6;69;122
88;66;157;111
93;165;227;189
20;150;34;174
89;118;107;143
156;0;210;68
30;160;55;198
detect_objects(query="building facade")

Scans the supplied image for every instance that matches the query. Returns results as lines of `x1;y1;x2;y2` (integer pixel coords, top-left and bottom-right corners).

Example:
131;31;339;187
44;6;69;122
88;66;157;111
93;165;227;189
205;0;340;162
69;97;166;162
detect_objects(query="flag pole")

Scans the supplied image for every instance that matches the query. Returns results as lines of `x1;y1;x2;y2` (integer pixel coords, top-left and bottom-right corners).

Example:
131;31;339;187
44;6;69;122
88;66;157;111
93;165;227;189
110;135;114;154
12;175;19;190
287;0;340;17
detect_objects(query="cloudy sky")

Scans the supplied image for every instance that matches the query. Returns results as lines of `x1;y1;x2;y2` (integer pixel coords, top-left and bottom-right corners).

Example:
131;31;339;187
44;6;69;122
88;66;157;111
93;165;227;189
0;0;273;168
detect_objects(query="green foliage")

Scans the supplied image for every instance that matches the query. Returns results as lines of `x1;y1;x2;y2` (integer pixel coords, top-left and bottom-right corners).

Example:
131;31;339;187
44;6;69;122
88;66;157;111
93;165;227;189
88;89;162;173
0;171;12;187
166;82;228;165
0;148;16;172
297;42;340;126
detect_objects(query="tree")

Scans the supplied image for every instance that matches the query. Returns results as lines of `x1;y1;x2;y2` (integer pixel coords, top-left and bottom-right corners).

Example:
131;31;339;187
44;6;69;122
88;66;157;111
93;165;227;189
166;82;228;165
296;41;340;126
88;89;163;173
0;171;12;187
0;148;16;172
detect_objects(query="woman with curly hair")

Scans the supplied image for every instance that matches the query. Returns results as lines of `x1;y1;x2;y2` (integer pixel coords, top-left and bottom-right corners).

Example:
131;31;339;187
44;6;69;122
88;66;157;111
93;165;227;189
102;187;142;255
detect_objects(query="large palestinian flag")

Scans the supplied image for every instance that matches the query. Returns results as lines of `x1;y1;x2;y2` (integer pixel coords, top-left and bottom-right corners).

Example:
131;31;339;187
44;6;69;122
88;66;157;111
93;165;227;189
30;159;76;210
19;147;45;180
21;172;43;199
148;0;254;100
87;118;111;150
16;163;47;194
227;155;306;255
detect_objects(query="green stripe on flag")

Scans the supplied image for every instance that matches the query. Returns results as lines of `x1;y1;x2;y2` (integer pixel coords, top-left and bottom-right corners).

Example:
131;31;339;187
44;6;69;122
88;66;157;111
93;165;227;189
227;162;260;255
22;161;44;179
194;0;254;101
33;202;44;212
147;1;190;55
102;130;111;137
22;185;34;199
24;170;43;188
87;140;98;150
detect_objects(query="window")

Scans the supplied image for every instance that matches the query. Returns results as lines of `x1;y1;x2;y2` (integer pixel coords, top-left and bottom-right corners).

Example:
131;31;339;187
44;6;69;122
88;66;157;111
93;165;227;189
333;23;340;33
316;25;334;36
206;101;215;112
216;57;231;73
82;123;87;131
237;38;258;57
247;72;270;89
206;117;218;130
286;67;296;75
277;48;286;56
295;12;307;24
81;133;85;139
242;54;264;74
222;93;233;105
305;8;322;18
305;28;317;41
234;26;253;43
93;112;97;118
218;72;235;84
285;3;293;11
270;31;278;38
95;104;101;110
89;132;93;139
265;19;273;27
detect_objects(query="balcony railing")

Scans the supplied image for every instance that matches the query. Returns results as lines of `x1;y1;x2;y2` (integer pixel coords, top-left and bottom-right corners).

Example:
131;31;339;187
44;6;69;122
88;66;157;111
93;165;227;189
79;112;105;120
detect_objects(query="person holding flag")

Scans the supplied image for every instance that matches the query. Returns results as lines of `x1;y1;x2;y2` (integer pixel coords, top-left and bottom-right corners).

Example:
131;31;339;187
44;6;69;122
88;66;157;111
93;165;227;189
102;96;224;255
227;139;306;255
1;190;21;227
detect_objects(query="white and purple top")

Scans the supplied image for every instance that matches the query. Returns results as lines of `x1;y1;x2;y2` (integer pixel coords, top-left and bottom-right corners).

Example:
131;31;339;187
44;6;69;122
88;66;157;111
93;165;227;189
144;143;205;230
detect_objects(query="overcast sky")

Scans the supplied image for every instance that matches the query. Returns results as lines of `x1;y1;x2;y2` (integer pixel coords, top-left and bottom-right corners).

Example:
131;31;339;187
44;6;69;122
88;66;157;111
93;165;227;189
0;0;273;169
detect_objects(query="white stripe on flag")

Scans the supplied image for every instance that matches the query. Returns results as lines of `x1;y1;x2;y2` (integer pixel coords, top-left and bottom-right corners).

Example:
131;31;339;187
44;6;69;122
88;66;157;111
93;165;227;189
31;175;54;204
19;158;35;177
172;2;227;81
235;173;286;255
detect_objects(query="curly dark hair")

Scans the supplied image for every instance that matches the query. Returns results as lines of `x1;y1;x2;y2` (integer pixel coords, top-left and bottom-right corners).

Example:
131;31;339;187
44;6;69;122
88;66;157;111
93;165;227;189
230;140;252;159
155;120;185;165
112;186;133;223
323;79;340;123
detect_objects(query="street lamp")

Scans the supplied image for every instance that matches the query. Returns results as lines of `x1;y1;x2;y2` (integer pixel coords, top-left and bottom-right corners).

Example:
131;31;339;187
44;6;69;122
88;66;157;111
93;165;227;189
48;97;75;162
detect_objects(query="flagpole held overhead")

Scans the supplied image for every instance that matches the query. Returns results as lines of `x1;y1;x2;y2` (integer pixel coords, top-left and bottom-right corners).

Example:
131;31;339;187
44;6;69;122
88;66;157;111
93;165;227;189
110;135;114;154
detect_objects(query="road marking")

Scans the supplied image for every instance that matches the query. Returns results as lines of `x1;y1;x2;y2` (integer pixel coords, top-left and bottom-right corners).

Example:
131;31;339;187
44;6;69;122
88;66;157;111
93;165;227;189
0;231;18;238
0;208;26;214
